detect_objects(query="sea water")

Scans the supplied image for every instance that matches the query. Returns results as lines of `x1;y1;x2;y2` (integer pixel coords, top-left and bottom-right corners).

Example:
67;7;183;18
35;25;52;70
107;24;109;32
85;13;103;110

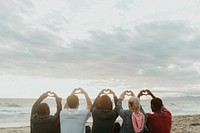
0;97;200;128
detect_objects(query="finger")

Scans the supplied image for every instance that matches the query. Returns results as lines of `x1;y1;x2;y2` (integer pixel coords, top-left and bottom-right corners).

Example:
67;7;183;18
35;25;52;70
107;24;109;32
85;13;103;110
46;91;51;94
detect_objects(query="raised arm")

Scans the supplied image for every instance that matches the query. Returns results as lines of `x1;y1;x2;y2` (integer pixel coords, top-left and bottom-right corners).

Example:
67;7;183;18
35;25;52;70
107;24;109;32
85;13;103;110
145;90;168;112
31;91;49;117
79;88;92;110
50;92;62;116
117;90;127;118
145;89;156;99
137;90;145;99
108;89;118;107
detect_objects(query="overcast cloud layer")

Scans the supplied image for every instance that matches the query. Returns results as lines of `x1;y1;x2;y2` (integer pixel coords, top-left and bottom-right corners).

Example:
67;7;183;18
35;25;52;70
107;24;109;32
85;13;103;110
1;0;200;97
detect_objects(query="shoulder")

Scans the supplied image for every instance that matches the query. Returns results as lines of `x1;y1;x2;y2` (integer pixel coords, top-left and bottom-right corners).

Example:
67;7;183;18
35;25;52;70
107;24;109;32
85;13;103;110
147;112;157;118
76;108;90;115
119;109;132;115
31;113;38;120
60;109;67;114
163;109;172;117
82;108;90;113
121;109;130;113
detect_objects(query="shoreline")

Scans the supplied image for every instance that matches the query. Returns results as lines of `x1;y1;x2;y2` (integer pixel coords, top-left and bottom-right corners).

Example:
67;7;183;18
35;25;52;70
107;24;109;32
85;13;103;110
0;114;200;133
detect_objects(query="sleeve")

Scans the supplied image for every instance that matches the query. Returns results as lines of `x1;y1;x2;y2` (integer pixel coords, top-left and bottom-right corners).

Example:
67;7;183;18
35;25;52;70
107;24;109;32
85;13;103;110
113;96;118;108
54;97;62;117
117;99;126;119
51;97;62;122
52;97;62;132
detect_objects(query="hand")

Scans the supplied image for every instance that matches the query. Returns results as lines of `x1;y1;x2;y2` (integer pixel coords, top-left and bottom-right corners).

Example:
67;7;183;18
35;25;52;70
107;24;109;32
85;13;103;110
103;89;111;95
78;88;87;95
144;89;156;98
71;88;79;95
41;91;50;98
48;91;59;98
120;91;126;100
73;88;88;95
125;90;134;96
144;89;152;95
137;89;150;98
98;89;105;96
108;89;116;96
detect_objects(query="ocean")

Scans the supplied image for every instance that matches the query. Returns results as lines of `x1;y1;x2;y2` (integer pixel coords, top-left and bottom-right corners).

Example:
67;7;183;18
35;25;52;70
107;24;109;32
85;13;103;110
0;97;200;128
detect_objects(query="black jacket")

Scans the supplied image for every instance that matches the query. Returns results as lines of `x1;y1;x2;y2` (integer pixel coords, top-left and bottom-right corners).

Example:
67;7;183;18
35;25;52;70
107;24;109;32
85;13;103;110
92;96;118;133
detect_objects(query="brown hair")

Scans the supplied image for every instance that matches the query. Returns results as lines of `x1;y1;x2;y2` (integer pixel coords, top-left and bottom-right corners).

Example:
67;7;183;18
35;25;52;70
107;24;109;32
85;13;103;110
67;94;79;108
36;103;50;115
98;95;113;111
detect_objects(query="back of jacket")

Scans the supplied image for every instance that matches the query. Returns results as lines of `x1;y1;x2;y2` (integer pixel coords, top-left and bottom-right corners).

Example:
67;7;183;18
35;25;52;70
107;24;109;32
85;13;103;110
30;95;62;133
31;114;60;133
92;108;118;133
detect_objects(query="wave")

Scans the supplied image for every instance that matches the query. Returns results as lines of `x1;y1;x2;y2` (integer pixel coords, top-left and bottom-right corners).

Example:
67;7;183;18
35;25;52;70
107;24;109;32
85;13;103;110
0;103;21;107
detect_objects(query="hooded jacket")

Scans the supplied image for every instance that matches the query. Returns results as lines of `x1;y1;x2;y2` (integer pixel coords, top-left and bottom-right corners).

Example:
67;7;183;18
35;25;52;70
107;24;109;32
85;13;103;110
92;108;118;133
92;95;118;133
31;95;62;133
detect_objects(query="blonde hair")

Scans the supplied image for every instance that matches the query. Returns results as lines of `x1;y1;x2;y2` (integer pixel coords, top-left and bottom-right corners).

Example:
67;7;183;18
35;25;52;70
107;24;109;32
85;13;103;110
128;96;140;114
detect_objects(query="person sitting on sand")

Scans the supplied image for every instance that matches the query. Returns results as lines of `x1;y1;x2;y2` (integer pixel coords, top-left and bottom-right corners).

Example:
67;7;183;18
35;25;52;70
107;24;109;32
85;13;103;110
91;89;119;133
138;89;172;133
117;90;147;133
60;88;92;133
31;91;62;133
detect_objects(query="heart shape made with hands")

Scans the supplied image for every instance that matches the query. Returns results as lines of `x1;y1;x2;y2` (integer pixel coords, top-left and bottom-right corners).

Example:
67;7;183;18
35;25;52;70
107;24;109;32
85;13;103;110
47;92;55;97
125;90;132;96
103;89;110;94
142;90;148;96
75;88;81;94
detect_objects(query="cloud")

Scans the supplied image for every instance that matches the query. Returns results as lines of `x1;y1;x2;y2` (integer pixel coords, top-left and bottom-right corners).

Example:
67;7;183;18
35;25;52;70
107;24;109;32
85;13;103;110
1;0;200;96
1;19;200;89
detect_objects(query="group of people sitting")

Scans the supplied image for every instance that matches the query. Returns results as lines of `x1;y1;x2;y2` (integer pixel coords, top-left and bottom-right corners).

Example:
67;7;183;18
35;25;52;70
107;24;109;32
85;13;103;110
30;88;172;133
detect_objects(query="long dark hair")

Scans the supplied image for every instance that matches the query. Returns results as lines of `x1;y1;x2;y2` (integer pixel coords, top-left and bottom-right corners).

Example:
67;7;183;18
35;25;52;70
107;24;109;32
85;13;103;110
98;95;113;111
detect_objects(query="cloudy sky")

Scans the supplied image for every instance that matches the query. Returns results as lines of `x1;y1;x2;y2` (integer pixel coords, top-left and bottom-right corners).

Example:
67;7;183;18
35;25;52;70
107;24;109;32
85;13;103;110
1;0;200;98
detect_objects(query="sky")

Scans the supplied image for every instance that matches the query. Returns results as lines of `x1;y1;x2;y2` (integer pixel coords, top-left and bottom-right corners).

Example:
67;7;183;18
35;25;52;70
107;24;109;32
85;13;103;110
1;0;200;98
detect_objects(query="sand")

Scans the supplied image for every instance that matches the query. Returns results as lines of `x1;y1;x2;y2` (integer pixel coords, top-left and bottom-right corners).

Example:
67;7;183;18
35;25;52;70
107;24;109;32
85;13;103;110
171;114;200;133
1;114;200;133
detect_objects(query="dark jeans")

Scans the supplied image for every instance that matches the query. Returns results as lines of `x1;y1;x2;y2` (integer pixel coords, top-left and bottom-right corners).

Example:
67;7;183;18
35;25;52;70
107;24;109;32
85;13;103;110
114;122;121;133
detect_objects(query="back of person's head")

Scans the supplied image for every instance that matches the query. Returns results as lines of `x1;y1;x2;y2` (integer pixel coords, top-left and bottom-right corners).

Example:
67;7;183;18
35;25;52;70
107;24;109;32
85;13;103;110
150;97;163;112
128;96;140;114
37;103;50;115
98;95;113;111
67;94;79;108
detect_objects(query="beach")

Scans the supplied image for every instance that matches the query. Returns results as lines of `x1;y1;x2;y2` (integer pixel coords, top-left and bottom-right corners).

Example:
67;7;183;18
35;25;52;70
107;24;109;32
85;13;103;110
171;114;200;133
0;114;199;133
1;98;200;133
